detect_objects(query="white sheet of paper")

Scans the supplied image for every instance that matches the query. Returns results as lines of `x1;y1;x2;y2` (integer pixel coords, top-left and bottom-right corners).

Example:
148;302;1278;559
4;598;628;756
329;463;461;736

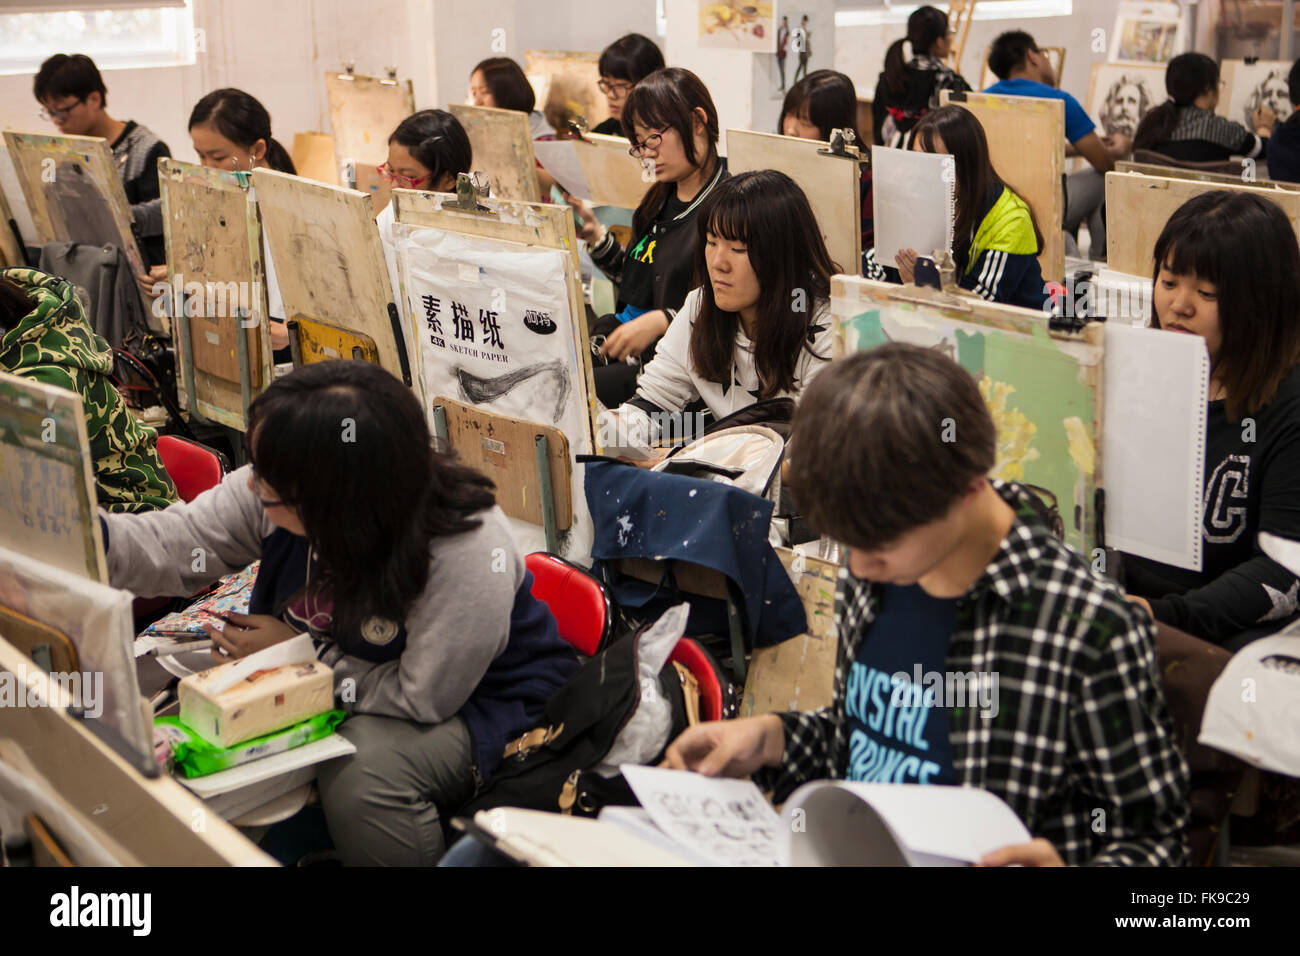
620;765;782;867
871;146;955;268
532;139;593;201
1102;323;1208;570
178;733;356;798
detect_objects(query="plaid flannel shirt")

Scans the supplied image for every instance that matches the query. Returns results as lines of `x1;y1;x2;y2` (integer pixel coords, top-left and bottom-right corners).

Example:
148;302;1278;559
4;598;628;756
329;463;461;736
766;482;1190;866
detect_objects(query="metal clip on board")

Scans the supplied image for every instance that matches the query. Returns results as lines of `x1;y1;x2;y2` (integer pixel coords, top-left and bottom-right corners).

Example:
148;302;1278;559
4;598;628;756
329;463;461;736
452;171;492;214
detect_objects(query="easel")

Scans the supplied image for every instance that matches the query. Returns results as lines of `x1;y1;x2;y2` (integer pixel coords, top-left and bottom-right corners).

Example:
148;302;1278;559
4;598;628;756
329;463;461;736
1105;169;1300;276
726;127;863;274
159;159;274;434
252;168;412;386
2;130;151;313
0;179;25;268
946;0;977;75
449;103;543;203
572;133;653;210
941;90;1067;282
292;131;341;186
325;67;416;172
524;49;611;130
1116;159;1300;192
1217;59;1294;127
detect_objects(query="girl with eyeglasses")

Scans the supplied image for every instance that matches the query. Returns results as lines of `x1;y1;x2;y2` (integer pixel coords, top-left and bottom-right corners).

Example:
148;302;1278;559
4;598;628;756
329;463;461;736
570;67;729;409
592;33;666;136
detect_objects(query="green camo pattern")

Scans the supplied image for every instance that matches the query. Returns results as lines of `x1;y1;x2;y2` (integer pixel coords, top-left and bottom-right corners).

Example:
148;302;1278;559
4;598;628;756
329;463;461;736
1;267;178;513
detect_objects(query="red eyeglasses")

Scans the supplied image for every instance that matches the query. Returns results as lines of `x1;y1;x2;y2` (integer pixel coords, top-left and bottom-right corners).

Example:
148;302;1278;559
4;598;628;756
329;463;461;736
377;162;432;189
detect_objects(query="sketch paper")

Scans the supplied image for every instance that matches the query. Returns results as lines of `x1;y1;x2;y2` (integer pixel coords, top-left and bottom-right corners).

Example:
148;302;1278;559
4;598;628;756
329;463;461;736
871;146;955;272
532;139;594;201
1086;63;1164;139
1220;60;1294;128
1102;323;1208;570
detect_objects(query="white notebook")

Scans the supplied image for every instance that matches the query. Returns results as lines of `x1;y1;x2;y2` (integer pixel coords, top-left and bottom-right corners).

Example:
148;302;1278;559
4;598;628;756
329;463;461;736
871;145;956;268
1102;324;1209;570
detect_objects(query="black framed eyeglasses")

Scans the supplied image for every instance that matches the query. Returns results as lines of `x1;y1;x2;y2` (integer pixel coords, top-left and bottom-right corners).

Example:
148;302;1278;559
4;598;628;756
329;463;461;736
598;79;634;96
628;129;667;158
39;96;86;122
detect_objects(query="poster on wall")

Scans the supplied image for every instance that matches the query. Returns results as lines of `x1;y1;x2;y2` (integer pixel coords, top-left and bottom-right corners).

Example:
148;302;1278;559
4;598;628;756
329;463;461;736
1109;1;1184;66
699;1;777;52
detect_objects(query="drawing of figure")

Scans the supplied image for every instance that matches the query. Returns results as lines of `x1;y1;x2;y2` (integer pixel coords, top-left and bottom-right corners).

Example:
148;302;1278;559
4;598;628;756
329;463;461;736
1100;75;1155;138
792;15;811;84
1245;69;1292;126
777;15;789;91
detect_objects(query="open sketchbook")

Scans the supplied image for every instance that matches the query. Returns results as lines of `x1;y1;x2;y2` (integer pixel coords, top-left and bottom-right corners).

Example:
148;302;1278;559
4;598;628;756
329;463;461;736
871;146;955;268
459;767;1030;866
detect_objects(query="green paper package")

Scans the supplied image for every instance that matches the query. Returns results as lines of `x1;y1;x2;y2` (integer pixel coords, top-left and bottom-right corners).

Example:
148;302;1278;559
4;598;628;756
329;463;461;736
154;710;346;778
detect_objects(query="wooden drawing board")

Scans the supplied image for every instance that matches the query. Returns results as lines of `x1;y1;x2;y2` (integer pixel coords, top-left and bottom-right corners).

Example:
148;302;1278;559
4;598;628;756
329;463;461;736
0;369;106;582
1106;170;1300;276
831;276;1103;556
449;103;542;203
0;634;274;865
524;49;610;130
325;71;415;169
292;131;340;185
574;133;651;210
941;90;1066;282
252;168;411;385
2;130;145;279
1116;160;1300;192
435;396;573;529
742;548;838;718
1085;62;1165;140
0;178;22;268
1218;59;1294;128
160;159;273;431
726;128;862;274
352;161;394;214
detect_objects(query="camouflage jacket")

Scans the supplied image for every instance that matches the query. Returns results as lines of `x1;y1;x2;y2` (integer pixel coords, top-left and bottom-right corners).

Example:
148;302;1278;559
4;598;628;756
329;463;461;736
1;267;177;512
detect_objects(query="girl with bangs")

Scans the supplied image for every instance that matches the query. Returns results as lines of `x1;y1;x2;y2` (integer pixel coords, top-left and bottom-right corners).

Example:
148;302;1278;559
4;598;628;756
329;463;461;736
603;169;835;451
1121;191;1300;648
571;67;729;408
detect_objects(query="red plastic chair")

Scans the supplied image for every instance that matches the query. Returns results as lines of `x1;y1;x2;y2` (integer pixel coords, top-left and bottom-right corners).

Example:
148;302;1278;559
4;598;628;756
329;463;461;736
525;552;733;721
156;435;231;503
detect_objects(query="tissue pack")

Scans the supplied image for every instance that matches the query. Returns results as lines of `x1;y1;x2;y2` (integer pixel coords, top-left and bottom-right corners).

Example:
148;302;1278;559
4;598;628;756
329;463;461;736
179;659;335;748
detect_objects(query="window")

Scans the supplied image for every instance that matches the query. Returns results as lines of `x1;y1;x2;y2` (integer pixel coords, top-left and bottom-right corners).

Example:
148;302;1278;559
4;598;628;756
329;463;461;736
836;1;1073;28
0;2;196;76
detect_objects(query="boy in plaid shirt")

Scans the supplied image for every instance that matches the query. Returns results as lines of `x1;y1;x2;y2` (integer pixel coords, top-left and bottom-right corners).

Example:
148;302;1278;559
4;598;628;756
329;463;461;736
664;344;1190;866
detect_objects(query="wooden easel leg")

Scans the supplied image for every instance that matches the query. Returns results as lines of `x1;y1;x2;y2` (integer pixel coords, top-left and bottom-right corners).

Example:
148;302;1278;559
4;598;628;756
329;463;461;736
176;310;213;428
534;434;559;555
286;319;304;368
236;320;252;420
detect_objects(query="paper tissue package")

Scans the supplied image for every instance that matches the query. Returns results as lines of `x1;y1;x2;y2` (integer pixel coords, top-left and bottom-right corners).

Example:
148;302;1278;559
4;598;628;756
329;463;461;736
179;659;335;748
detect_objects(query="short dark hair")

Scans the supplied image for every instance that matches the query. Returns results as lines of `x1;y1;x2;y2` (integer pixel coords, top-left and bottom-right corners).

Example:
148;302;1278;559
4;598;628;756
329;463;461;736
779;69;861;143
0;275;34;335
33;53;107;107
787;345;995;550
1288;58;1300;108
1152;190;1300;422
472;57;535;113
598;33;665;83
389;109;472;183
988;31;1038;81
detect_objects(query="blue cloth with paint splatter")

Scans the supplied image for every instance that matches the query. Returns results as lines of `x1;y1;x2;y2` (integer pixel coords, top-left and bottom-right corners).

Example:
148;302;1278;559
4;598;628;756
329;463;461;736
584;459;807;648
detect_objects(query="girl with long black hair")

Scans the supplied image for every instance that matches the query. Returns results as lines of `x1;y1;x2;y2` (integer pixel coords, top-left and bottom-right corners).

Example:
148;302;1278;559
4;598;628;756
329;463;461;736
100;360;579;864
1133;52;1274;162
872;5;970;146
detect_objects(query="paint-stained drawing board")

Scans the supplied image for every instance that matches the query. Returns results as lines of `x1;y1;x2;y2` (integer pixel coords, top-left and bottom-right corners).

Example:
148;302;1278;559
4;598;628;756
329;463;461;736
3;131;145;279
575;133;652;210
325;71;416;169
449;103;542;203
726;128;862;274
160;159;273;431
252;168;411;386
525;49;610;130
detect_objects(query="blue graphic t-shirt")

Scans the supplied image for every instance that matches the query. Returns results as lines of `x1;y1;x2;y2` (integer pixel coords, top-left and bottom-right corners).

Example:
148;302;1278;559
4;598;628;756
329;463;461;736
844;583;958;785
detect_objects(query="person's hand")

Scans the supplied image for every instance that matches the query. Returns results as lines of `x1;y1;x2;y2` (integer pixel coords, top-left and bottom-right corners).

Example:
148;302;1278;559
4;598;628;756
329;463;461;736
621;446;670;469
136;264;168;298
269;318;290;351
1254;104;1277;133
661;714;786;777
599;310;669;362
1103;133;1133;156
978;838;1065;867
561;190;605;246
1126;594;1153;617
204;612;298;661
895;248;919;285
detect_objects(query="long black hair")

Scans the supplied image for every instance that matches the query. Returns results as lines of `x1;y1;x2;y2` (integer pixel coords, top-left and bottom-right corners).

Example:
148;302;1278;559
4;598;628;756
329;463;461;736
189;88;296;174
1152;191;1300;421
883;5;950;97
245;360;496;646
388;109;472;186
779;69;861;144
912;105;1043;255
621;67;720;237
689;170;834;398
1134;53;1220;151
472;57;536;113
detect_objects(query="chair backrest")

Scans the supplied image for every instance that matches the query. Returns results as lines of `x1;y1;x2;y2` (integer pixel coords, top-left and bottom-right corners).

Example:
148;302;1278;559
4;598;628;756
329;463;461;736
525;552;611;657
669;638;728;723
156;435;229;503
1132;149;1243;177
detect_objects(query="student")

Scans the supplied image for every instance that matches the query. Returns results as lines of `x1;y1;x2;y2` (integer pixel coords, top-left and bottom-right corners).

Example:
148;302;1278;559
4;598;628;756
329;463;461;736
469;57;555;140
864;106;1048;310
572;67;728;409
662;343;1191;866
1;268;176;513
33;54;171;268
185;89;297;353
872;5;971;147
778;69;873;250
1134;52;1274;163
593;33;666;136
98;360;578;865
985;30;1130;260
1122;191;1300;648
1266;60;1300;182
603;170;834;450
